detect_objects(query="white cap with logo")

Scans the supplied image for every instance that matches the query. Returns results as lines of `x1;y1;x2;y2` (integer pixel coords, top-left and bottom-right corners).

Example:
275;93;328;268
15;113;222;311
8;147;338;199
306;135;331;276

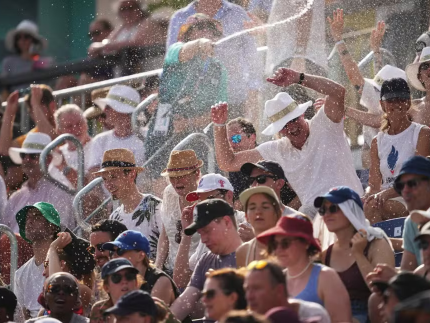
186;173;234;202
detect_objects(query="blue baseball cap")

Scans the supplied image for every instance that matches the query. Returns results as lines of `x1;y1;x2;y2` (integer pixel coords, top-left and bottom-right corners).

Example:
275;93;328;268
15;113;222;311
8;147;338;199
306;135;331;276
101;258;138;279
395;156;430;181
102;230;150;255
314;186;363;210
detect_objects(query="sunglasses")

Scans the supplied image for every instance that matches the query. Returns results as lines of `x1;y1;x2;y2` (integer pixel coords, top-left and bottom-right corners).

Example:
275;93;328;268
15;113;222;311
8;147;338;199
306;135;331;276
17;33;32;40
20;153;39;161
200;288;230;300
269;237;297;251
175;220;182;244
46;284;77;295
109;248;138;257
248;175;277;186
206;191;225;200
110;271;137;284
87;243;105;255
419;62;430;73
44;260;49;269
283;117;300;129
318;204;340;216
418;239;430;251
393;177;429;194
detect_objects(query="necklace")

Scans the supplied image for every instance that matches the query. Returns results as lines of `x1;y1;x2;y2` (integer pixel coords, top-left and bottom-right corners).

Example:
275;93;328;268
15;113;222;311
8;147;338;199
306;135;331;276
286;261;312;279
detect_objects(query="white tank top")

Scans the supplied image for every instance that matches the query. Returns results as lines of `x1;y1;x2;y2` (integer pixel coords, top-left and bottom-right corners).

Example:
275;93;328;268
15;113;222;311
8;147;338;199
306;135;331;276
377;122;424;190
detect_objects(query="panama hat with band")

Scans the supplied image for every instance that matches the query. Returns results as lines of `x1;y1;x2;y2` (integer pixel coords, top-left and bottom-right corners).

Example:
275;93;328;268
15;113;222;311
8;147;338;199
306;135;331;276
406;46;430;92
262;92;312;136
16;202;61;244
161;149;203;178
363;65;406;92
5;20;48;53
94;84;140;114
94;148;144;175
9;132;52;165
84;86;111;120
257;215;321;252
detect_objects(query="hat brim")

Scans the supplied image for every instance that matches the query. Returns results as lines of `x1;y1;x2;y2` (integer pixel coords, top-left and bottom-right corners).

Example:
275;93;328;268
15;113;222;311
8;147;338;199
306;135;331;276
364;78;383;91
102;241;130;251
94;166;144;176
410;209;430;224
94;98;135;114
160;159;204;178
9;147;43;165
5;28;48;53
104;305;136;317
240;162;268;177
262;101;312;136
239;187;280;208
406;62;427;92
184;223;199;236
83;106;104;119
314;195;346;208
256;226;321;252
102;264;139;279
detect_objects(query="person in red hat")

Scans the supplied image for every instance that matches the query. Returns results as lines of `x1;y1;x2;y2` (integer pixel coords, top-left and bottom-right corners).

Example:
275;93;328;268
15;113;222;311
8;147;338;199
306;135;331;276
257;215;352;323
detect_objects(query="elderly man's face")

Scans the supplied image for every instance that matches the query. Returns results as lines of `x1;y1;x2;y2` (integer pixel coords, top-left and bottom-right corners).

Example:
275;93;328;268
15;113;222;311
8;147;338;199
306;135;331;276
57;112;88;141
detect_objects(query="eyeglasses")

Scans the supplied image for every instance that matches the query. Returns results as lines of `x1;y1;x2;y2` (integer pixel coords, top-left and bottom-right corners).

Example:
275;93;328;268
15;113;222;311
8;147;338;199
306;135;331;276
110;248;138;257
418;239;430;251
46;284;77;295
88;30;102;38
248;175;277;186
269;237;297;251
318;204;340;216
283;117;300;129
110;272;137;284
201;289;218;300
44;260;49;269
87;243;105;255
206;191;226;200
16;34;32;40
175;220;182;244
419;62;430;73
393;177;429;194
19;153;39;161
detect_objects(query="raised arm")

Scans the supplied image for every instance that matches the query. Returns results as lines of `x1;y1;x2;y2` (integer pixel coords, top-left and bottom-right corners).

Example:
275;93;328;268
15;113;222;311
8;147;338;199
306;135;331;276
211;103;262;171
345;107;382;128
267;68;345;123
0;91;19;155
170;286;200;321
30;86;57;139
416;127;430;156
155;223;169;270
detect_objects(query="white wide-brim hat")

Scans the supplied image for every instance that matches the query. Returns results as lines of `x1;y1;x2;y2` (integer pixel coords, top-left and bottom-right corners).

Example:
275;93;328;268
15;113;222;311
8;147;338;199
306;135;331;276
94;84;141;114
364;65;407;91
5;20;48;53
262;92;312;136
406;46;430;92
9;132;52;165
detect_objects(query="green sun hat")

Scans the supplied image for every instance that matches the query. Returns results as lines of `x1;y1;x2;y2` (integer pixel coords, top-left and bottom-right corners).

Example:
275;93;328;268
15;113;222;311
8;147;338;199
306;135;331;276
16;202;61;244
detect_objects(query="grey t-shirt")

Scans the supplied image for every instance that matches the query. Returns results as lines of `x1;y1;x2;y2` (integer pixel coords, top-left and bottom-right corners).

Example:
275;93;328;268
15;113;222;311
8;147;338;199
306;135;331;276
189;251;237;291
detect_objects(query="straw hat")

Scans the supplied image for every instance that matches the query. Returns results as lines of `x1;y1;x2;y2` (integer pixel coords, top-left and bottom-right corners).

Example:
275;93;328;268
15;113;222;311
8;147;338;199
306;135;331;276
9;132;51;165
406;46;430;91
94;149;144;175
160;150;203;178
364;65;406;91
94;85;140;114
84;86;111;120
262;92;312;136
5;20;48;53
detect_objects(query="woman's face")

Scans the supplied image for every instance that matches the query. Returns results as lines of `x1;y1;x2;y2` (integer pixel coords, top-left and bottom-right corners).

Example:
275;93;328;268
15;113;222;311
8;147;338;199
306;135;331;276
320;200;351;232
44;275;78;314
271;235;309;269
118;1;142;23
202;277;237;321
380;98;411;122
104;269;138;303
246;193;279;233
16;33;34;54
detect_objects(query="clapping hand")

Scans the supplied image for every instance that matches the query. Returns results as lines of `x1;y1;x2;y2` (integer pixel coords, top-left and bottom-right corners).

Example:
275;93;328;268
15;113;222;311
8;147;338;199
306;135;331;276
211;102;229;125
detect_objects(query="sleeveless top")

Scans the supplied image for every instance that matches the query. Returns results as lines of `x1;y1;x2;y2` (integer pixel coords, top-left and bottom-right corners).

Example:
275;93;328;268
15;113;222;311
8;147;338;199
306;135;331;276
377;122;424;190
325;243;372;302
293;263;324;306
141;266;180;299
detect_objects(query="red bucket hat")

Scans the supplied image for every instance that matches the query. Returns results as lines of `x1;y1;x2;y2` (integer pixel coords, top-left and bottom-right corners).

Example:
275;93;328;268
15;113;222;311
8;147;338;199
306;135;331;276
257;216;321;252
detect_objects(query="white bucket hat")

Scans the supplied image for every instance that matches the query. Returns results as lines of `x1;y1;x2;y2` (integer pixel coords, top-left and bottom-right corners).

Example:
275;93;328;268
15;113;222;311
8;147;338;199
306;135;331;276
262;92;312;136
186;173;234;202
5;20;48;53
94;85;140;114
9;132;52;165
364;65;407;91
406;47;430;91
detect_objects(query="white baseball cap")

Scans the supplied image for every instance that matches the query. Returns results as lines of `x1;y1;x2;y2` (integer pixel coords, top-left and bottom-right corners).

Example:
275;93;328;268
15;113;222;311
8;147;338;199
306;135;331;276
186;173;234;202
364;65;407;91
94;84;140;114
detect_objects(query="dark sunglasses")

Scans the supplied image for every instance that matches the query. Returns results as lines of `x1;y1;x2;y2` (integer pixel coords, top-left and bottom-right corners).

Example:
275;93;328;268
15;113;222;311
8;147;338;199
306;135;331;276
418;239;430;251
110;271;137;284
269;238;297;250
20;153;39;161
283;117;300;129
44;260;49;269
175;220;182;244
88;30;102;38
318;204;340;216
419;62;430;73
46;284;77;295
206;191;225;200
87;243;105;255
394;177;429;194
248;175;277;186
109;248;138;257
16;33;32;40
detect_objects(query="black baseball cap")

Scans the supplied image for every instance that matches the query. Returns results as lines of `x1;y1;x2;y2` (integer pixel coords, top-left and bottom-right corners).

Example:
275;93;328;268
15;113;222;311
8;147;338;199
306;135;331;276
380;78;411;101
241;160;286;180
104;290;157;317
101;258;139;279
0;287;17;312
371;273;430;301
184;199;234;236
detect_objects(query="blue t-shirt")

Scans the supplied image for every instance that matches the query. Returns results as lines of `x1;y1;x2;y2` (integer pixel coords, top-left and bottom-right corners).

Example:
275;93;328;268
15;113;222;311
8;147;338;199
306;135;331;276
402;216;422;265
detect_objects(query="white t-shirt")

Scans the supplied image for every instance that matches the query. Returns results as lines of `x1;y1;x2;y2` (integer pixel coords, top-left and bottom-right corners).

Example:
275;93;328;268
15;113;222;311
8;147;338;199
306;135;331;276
60;141;93;171
14;257;44;318
297;299;331;323
88;130;145;169
360;81;383;147
109;194;162;260
257;108;364;211
377;122;424;190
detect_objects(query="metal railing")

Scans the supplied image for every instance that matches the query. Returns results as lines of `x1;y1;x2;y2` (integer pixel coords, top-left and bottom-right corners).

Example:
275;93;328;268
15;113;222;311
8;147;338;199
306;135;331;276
72;177;112;234
357;48;397;70
0;225;18;292
132;93;158;141
40;134;85;195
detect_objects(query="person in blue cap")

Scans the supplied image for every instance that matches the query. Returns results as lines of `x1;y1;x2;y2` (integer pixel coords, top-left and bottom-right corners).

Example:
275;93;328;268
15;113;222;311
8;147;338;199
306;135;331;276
102;230;178;306
314;186;394;323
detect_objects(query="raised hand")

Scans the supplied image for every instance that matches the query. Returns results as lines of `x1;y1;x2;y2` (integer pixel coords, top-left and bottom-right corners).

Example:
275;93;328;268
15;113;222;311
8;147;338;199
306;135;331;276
50;232;73;251
370;21;386;54
181;204;195;231
327;8;344;42
211;102;229;125
5;91;20;117
267;68;300;88
30;85;44;109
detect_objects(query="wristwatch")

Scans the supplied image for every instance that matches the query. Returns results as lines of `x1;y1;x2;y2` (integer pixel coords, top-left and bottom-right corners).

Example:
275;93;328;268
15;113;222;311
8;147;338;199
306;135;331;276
298;73;305;85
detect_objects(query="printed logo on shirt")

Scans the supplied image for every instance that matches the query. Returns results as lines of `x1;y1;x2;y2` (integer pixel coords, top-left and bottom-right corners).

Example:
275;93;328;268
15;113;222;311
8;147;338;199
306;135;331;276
387;145;399;175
